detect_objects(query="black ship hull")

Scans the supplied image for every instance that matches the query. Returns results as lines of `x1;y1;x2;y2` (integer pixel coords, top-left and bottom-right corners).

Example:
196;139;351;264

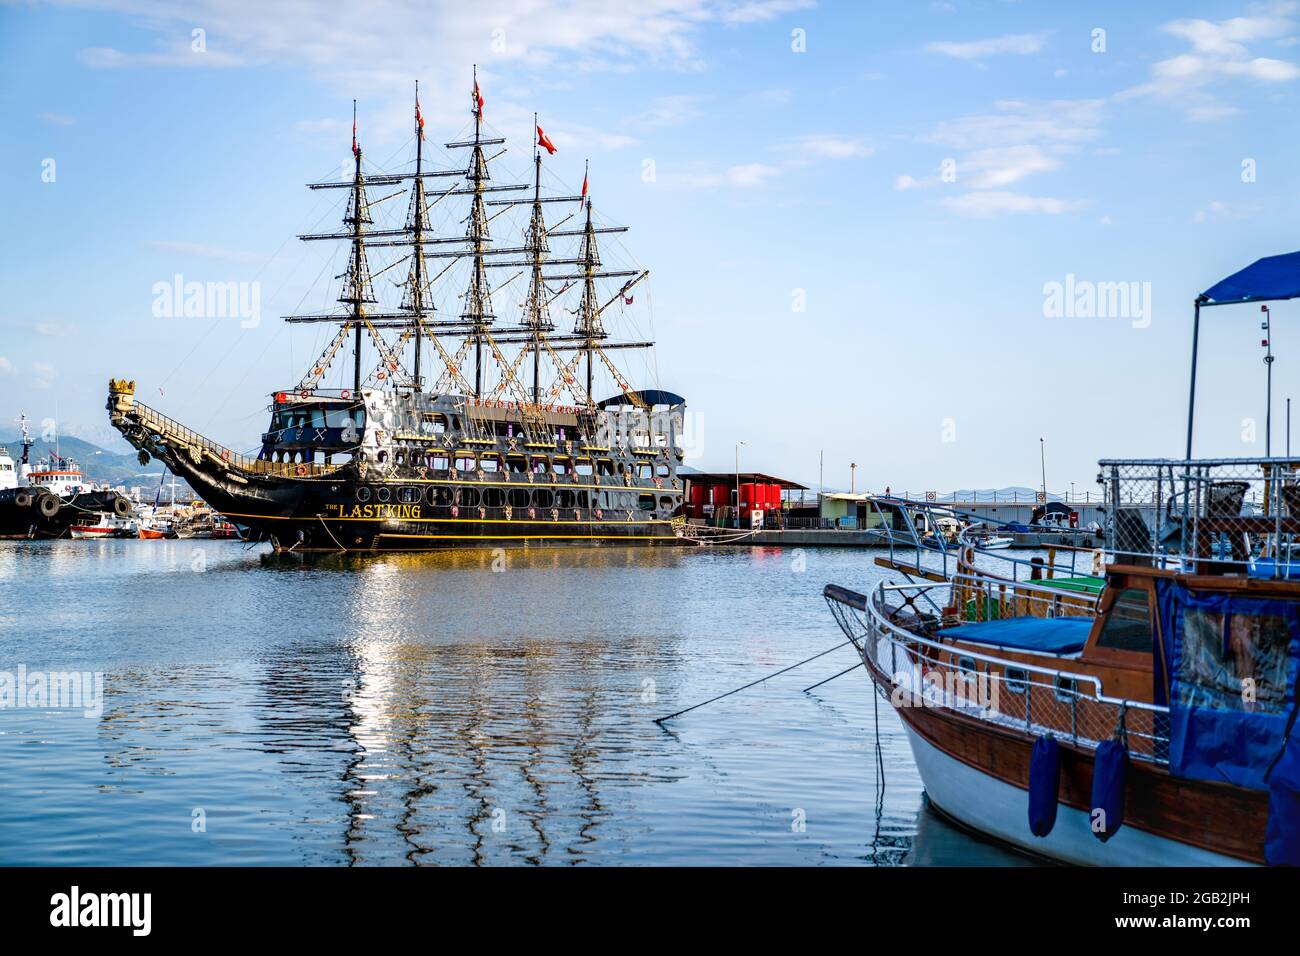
0;488;132;540
153;440;679;553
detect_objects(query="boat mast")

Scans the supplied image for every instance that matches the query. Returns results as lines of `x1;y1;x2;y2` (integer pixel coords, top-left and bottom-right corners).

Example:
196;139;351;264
408;81;429;388
341;100;376;395
463;64;494;398
577;191;601;405
525;115;552;406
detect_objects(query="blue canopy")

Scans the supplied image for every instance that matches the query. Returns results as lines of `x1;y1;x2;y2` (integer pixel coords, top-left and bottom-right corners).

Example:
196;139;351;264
937;616;1091;655
1201;250;1300;305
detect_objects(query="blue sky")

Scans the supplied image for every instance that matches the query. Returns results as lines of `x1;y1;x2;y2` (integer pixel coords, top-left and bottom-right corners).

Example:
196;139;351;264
3;0;1300;494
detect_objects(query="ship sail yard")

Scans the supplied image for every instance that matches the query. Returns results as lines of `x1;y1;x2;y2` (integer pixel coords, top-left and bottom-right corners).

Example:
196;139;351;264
106;72;687;552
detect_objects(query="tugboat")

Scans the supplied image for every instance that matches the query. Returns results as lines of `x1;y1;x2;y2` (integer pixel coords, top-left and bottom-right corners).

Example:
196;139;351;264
0;414;133;539
108;75;686;553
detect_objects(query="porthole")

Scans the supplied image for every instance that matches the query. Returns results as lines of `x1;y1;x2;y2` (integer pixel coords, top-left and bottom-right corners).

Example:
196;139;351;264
1004;667;1028;695
376;486;392;503
458;487;480;507
398;487;420;504
356;487;372;503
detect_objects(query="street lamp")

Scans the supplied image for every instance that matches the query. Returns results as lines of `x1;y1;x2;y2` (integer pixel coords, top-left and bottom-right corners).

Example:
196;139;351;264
734;440;747;529
850;462;857;494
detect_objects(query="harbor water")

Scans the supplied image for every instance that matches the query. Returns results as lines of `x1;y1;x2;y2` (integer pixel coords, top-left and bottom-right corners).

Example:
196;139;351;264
0;540;1037;866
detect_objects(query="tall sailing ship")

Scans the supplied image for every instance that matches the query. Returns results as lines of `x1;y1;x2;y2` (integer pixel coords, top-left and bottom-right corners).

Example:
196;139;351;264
108;75;687;552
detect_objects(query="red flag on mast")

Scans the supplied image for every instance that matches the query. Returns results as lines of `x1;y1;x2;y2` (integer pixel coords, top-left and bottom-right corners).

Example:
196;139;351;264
415;97;425;140
536;125;557;155
580;162;588;203
473;80;484;116
351;102;359;157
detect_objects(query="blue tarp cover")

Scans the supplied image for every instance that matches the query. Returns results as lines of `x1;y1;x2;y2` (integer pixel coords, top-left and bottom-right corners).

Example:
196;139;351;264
1202;250;1300;304
1156;581;1300;794
937;616;1091;655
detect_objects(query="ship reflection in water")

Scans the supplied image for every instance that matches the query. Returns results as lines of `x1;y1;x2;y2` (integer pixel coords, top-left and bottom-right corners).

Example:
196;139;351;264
0;540;1039;865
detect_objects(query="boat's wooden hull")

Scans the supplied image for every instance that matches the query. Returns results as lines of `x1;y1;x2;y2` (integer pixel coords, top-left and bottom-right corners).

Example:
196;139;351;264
865;659;1267;865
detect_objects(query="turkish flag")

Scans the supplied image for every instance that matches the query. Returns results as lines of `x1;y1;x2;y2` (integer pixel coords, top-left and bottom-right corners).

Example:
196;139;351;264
537;125;557;155
474;80;484;116
416;97;425;140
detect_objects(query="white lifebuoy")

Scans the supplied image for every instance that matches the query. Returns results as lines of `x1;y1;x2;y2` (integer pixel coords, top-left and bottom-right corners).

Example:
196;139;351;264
341;389;352;400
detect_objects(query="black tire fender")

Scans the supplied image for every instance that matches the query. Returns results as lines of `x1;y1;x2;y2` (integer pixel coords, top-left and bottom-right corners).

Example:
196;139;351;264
38;494;60;518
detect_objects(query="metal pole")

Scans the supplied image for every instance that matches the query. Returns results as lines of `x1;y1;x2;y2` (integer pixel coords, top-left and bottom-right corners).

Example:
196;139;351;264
1288;398;1292;457
1263;305;1274;457
1186;299;1202;460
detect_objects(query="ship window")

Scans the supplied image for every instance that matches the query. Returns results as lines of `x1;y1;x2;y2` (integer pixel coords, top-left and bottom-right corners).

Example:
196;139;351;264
956;656;977;675
659;496;673;510
553;458;570;475
531;456;548;473
455;455;475;472
457;487;480;507
483;487;505;507
557;490;576;508
635;463;651;479
656;463;671;477
637;494;655;511
575;458;593;477
398;487;420;505
532;489;554;508
480;454;501;473
507;455;528;474
1095;588;1153;653
1004;667;1028;694
421;413;446;435
376;487;392;503
429;486;454;507
596;459;614;476
508;488;530;508
356;487;372;503
324;408;362;429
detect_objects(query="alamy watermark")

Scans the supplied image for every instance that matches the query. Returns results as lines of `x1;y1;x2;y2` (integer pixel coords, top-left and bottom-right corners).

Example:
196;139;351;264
152;273;261;328
0;665;104;718
1042;273;1151;328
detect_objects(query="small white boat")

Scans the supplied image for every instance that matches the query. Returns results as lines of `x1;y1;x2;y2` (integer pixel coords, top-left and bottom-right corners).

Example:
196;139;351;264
69;513;133;538
981;535;1014;550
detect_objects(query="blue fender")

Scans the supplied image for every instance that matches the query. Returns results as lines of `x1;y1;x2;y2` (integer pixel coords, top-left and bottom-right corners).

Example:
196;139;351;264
1028;735;1061;837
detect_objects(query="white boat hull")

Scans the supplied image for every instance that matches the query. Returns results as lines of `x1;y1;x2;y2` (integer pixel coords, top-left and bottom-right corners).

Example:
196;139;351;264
903;725;1251;866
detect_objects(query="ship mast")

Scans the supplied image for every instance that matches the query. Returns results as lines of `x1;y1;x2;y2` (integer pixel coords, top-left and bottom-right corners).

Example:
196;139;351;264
340;99;376;394
406;81;430;387
524;114;554;405
463;64;494;398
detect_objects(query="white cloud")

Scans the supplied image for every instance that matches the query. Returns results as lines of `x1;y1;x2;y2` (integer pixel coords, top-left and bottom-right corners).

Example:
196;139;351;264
145;240;263;264
927;99;1104;151
725;163;781;187
925;32;1048;60
939;191;1086;216
1119;11;1300;118
34;322;76;338
717;0;815;25
775;134;873;160
959;144;1060;188
37;112;77;126
0;357;13;375
30;362;57;389
894;174;925;191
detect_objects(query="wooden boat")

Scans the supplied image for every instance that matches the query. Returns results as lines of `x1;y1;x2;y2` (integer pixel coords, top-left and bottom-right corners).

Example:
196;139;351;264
827;455;1300;866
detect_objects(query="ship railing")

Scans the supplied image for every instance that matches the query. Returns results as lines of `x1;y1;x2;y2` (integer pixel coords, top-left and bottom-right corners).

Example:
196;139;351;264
824;580;1169;764
127;400;339;479
1100;457;1300;578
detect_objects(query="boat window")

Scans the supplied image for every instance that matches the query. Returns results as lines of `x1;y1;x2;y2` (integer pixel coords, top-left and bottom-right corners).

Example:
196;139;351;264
457;487;480;507
432;453;449;471
637;494;655;511
429;486;454;507
656;463;671;477
575;458;593;477
455;454;476;472
508;488;530;508
1003;667;1028;694
397;487;420;505
480;454;501;473
325;408;362;430
531;456;549;473
483;487;505;507
553;458;570;475
507;455;528;474
421;413;446;435
533;489;554;508
557;490;576;508
356;487;372;503
635;463;652;479
956;656;977;675
596;459;614;476
1054;676;1078;701
1095;587;1153;653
